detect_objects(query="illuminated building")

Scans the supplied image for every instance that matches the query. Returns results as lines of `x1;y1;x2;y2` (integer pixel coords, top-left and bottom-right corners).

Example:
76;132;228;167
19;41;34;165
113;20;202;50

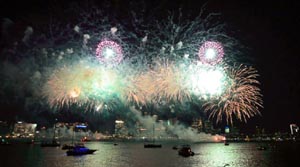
12;121;37;138
204;120;214;133
0;121;11;138
36;122;90;140
114;120;128;138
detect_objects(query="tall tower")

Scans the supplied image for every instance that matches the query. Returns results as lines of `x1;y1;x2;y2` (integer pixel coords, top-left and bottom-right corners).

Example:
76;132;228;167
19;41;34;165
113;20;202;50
191;119;203;132
114;120;127;138
290;124;299;135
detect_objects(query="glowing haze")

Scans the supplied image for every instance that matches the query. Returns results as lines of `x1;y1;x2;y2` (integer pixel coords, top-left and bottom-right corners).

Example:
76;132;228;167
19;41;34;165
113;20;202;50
0;2;263;127
186;63;228;99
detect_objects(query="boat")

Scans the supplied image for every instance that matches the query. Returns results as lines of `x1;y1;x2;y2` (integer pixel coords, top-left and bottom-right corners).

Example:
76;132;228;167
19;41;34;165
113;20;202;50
65;123;97;156
62;142;85;150
66;145;97;156
40;139;61;147
41;121;61;147
144;124;162;148
172;145;178;150
62;123;86;150
178;145;194;157
81;136;92;142
144;143;162;148
257;145;267;150
62;144;74;150
0;138;11;145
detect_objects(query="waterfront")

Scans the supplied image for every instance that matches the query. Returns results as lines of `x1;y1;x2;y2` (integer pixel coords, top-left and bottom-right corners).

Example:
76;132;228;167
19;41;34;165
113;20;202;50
1;141;299;167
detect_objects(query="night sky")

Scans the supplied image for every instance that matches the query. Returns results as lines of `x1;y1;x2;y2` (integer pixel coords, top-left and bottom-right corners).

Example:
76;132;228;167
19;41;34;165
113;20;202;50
1;0;299;133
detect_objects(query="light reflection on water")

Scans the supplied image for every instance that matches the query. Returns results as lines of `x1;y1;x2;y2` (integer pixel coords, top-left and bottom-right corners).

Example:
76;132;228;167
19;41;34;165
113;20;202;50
1;141;299;167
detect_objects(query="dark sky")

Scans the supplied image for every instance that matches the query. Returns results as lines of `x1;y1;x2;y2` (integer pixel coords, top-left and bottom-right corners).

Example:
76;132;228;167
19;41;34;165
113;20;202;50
1;0;300;133
219;1;300;132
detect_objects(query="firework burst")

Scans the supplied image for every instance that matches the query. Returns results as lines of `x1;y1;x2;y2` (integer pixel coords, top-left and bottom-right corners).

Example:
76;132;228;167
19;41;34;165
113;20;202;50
96;40;123;65
203;64;263;124
198;41;224;65
42;65;87;109
124;70;155;105
151;60;191;103
184;62;230;100
42;61;127;111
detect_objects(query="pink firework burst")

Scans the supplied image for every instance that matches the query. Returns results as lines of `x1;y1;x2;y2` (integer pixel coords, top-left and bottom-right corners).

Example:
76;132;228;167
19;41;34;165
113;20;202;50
198;41;224;65
96;40;123;64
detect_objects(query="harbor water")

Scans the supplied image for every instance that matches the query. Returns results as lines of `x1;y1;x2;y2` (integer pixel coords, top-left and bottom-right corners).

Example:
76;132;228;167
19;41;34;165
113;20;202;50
0;141;299;167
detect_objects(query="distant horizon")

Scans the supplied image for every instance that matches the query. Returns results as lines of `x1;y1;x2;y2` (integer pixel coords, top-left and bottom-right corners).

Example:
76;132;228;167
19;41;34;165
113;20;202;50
0;115;296;134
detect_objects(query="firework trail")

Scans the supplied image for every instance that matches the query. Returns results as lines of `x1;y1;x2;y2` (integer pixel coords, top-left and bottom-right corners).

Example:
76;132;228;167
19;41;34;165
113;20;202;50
42;60;128;111
123;59;192;105
43;64;88;109
150;59;191;103
123;70;154;105
203;64;263;125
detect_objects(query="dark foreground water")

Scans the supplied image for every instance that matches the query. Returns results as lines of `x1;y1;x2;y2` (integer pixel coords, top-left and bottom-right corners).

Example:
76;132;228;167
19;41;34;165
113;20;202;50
1;141;299;167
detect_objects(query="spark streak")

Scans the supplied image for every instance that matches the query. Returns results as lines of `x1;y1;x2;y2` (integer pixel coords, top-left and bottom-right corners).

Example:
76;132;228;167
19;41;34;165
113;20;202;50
203;64;263;124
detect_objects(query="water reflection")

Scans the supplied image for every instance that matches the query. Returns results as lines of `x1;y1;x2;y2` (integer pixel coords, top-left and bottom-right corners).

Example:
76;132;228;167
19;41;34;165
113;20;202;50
193;143;254;167
0;142;299;167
